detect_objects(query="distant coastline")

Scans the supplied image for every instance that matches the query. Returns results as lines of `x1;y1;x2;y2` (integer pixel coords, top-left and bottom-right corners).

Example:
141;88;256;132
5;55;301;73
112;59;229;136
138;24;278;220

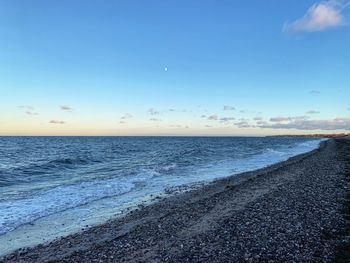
268;133;350;138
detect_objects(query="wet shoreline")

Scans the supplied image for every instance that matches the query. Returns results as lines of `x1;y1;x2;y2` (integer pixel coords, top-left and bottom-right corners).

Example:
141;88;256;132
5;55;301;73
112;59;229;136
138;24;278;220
2;138;349;262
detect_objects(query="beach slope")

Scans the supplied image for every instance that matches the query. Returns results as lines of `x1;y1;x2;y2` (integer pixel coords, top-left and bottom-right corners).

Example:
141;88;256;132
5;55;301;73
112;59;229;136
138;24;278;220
2;138;350;262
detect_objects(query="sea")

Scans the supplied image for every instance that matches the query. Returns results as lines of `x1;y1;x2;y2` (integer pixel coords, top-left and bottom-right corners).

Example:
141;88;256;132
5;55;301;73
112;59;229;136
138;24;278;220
0;136;324;255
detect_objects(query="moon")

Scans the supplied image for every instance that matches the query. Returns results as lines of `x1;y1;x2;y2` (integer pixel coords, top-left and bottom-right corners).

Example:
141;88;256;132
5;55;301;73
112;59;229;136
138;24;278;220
164;67;168;72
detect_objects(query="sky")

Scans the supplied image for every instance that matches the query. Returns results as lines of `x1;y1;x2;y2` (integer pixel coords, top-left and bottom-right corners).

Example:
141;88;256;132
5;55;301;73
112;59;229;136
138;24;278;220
0;0;349;136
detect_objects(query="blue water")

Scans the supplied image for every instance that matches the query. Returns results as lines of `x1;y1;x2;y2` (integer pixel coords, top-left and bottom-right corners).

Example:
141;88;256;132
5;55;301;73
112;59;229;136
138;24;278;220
0;136;323;237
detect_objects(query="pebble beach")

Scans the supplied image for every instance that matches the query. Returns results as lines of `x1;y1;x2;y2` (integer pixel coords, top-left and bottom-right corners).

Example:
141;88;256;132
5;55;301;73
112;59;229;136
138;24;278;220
2;138;350;262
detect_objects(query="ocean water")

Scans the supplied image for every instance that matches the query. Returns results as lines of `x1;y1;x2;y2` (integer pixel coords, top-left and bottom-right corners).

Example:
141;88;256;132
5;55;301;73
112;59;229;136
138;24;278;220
0;136;323;254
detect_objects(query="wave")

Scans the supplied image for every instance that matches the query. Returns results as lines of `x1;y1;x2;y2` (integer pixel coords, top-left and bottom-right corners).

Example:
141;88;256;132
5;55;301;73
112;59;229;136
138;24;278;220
1;157;103;186
0;170;156;236
19;157;101;172
0;138;324;237
159;163;177;172
48;157;91;166
234;139;323;171
38;157;102;170
181;139;324;183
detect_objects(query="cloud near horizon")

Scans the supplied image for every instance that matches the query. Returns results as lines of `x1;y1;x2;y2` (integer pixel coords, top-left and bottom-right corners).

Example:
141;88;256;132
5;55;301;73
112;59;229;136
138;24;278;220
270;116;309;123
306;110;320;114
149;118;161;122
60;105;73;112
223;105;235;111
121;113;133;120
170;124;182;128
18;105;38;116
283;1;348;33
270;117;292;122
18;105;34;110
259;117;350;130
208;115;219;120
26;111;38;115
234;121;252;128
148;108;160;115
256;120;268;125
49;120;65;124
219;117;235;123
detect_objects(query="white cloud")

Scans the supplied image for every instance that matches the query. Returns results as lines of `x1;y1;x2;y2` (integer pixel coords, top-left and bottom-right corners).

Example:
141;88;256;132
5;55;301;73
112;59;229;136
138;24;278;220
18;105;38;115
121;113;133;120
18;105;34;110
256;120;268;125
26;111;38;115
270;116;308;122
292;116;309;121
170;124;182;128
234;121;252;128
208;115;219;120
60;105;73;112
223;105;235;111
259;117;350;130
283;1;347;33
219;117;235;123
148;108;160;115
49;120;65;124
270;117;291;122
253;117;263;121
150;118;161;122
309;90;321;95
306;110;320;114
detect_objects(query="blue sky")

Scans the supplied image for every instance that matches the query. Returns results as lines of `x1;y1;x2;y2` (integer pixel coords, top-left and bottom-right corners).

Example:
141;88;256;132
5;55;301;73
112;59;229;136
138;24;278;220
0;0;349;135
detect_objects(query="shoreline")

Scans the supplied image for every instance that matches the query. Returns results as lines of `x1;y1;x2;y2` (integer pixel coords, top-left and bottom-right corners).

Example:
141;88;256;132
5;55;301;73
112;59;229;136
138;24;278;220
0;138;322;256
2;138;349;262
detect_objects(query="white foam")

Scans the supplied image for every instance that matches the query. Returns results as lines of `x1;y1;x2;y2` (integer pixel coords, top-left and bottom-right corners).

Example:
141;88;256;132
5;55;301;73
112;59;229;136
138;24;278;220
0;171;156;236
169;139;324;184
160;163;177;171
0;138;324;256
